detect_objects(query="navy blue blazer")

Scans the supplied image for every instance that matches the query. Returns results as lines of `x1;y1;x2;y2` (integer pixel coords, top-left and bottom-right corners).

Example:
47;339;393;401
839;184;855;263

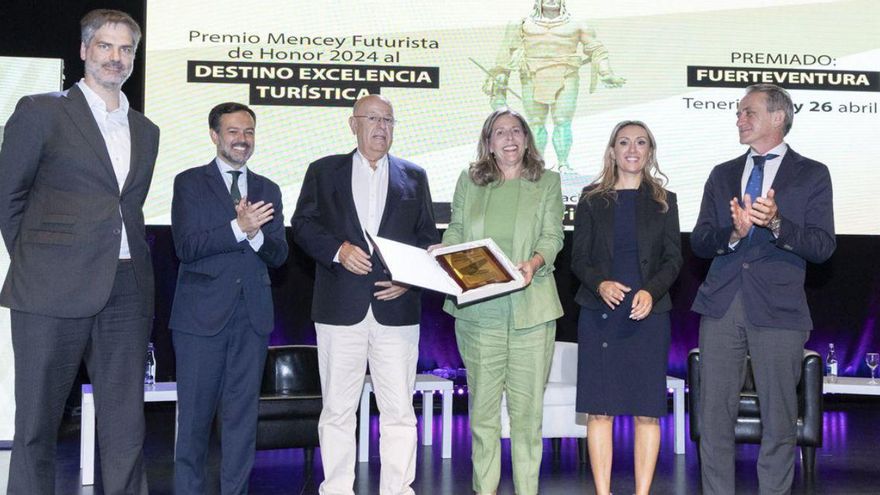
690;147;835;330
291;150;440;326
169;161;288;336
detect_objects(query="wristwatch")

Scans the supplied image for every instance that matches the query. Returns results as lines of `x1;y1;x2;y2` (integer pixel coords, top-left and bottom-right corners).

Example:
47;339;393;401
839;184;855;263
768;215;782;238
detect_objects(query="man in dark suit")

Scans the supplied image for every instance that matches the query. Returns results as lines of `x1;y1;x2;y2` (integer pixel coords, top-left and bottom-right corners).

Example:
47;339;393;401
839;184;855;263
169;102;288;495
291;94;439;495
0;10;159;494
691;83;835;495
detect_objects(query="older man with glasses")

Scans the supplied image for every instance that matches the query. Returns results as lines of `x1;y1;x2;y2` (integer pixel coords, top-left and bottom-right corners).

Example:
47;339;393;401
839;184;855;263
291;94;440;495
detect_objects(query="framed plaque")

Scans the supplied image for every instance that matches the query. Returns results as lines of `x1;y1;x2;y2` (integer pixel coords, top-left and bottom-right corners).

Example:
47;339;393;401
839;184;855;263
369;235;525;304
435;245;513;291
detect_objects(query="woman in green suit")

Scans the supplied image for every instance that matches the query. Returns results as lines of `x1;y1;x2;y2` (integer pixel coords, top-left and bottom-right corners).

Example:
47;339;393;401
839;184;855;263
442;107;564;495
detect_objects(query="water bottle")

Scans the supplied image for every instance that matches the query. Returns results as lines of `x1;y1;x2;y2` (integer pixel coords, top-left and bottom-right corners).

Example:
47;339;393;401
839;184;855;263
826;343;838;382
144;342;157;386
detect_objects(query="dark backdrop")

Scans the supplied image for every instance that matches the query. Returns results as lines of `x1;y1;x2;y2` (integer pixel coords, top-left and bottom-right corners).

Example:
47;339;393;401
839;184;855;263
2;1;878;382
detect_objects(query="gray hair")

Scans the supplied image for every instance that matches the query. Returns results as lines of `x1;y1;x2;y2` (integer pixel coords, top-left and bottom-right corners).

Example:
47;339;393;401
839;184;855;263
80;9;142;49
745;83;794;136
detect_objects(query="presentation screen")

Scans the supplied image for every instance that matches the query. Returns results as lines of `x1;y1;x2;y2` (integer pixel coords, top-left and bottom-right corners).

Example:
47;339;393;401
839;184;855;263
145;0;880;234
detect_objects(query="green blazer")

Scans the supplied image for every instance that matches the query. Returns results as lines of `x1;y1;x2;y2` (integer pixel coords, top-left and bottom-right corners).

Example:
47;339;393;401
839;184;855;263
442;169;564;329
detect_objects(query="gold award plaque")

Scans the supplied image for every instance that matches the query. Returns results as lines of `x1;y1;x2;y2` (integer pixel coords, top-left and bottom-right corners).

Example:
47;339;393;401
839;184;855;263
436;246;514;291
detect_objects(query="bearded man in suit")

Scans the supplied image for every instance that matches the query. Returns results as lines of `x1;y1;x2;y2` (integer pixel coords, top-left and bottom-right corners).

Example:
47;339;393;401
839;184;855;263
170;102;288;495
0;9;159;494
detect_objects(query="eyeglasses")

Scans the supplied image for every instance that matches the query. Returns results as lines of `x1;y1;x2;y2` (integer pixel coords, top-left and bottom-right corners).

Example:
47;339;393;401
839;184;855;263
352;115;397;127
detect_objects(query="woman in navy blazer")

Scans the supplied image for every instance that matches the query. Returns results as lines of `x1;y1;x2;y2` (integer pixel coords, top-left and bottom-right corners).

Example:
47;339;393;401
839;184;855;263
571;121;682;495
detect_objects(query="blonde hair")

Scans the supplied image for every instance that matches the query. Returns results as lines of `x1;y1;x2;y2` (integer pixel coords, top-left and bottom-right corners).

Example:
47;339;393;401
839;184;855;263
583;120;669;212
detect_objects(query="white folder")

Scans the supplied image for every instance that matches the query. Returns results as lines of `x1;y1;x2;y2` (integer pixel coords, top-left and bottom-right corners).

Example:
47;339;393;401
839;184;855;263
368;234;525;305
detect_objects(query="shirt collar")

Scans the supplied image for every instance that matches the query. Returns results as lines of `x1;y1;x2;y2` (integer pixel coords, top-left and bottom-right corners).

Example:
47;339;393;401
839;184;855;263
354;149;388;172
77;79;129;117
749;142;788;161
215;156;248;177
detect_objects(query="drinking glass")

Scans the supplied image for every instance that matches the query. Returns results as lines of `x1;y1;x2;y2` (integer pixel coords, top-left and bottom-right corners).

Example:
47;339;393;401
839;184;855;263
867;353;880;385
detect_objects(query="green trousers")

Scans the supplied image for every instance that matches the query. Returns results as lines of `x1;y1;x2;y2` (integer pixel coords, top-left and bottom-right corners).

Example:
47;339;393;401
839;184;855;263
455;306;556;495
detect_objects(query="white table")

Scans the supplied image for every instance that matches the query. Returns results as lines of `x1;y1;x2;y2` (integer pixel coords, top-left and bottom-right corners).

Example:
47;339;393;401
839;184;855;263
80;382;178;486
666;375;686;455
823;376;880;395
358;374;453;462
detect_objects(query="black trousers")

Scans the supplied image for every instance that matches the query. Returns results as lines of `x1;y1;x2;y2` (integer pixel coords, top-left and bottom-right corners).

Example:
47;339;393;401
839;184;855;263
8;261;151;495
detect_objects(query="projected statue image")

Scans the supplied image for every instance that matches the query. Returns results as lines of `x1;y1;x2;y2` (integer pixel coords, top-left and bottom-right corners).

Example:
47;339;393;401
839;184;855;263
481;0;625;171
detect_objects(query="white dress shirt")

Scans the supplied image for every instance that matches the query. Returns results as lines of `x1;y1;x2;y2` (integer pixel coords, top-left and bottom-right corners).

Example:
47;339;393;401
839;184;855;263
333;151;389;262
740;142;788;198
77;80;132;259
351;150;389;242
730;142;789;248
215;157;264;251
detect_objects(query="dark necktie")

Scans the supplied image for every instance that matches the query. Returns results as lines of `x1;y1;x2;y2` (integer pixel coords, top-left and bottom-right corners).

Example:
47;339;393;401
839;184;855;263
228;170;242;205
744;154;778;240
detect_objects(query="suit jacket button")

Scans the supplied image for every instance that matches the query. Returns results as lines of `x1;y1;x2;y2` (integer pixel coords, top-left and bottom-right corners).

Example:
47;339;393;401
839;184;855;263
602;342;608;348
235;278;241;284
742;262;749;269
716;249;725;255
113;228;121;235
601;313;608;319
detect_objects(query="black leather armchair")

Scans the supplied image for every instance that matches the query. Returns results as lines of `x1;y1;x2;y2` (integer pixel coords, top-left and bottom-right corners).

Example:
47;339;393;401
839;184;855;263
687;348;823;477
256;345;322;472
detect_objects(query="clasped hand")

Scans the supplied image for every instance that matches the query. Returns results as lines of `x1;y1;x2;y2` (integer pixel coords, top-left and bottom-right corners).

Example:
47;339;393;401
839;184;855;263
729;189;779;242
235;198;273;239
598;280;653;320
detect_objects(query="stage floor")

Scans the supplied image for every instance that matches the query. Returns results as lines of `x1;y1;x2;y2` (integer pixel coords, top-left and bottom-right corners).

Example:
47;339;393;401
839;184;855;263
1;395;878;494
